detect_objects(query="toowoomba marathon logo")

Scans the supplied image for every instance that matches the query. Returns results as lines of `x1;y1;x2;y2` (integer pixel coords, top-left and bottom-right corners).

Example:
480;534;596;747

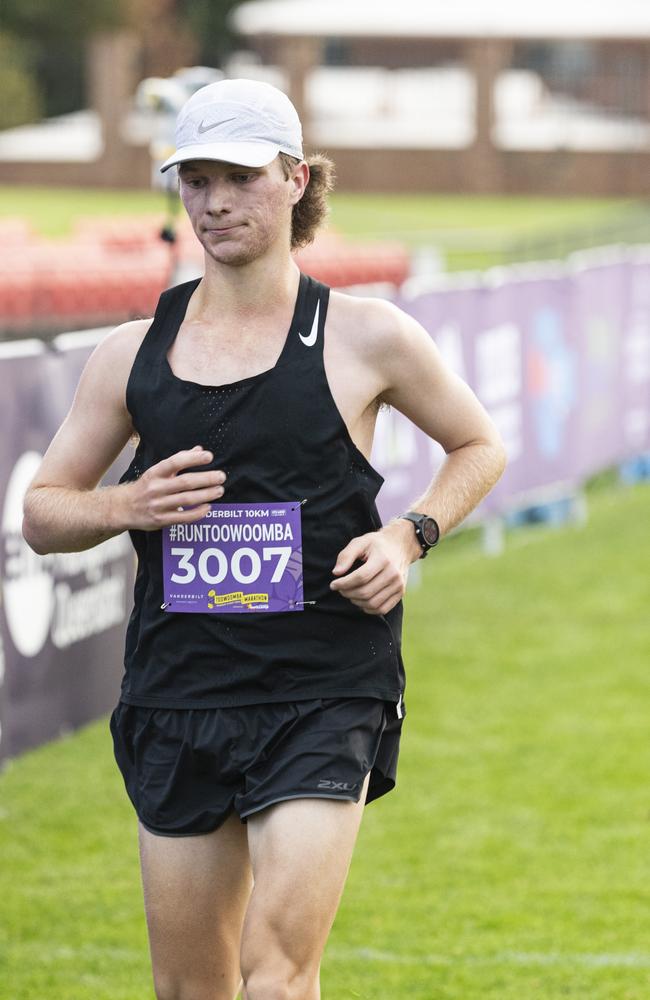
1;452;131;657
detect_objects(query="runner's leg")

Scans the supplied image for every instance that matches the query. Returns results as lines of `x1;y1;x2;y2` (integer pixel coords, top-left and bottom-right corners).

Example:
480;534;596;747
240;772;371;1000
139;812;253;1000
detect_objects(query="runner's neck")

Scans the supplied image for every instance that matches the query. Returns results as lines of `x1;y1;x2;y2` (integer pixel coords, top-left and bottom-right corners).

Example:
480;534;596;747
194;253;300;324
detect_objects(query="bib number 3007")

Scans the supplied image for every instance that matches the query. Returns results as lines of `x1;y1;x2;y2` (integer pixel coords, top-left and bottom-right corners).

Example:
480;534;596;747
161;501;304;614
171;545;291;586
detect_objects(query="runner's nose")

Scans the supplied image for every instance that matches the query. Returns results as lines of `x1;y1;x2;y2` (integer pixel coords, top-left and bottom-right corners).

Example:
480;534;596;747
205;178;233;216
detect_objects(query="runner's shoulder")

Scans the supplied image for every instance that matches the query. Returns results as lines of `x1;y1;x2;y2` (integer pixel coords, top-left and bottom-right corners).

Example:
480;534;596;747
99;317;153;357
76;318;153;405
327;288;415;361
83;317;152;376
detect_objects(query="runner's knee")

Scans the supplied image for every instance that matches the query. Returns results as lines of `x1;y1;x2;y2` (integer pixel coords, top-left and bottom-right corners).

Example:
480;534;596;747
241;947;320;1000
242;954;319;1000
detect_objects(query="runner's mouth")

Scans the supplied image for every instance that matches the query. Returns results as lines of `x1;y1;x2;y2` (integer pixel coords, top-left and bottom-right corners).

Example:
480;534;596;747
203;224;243;235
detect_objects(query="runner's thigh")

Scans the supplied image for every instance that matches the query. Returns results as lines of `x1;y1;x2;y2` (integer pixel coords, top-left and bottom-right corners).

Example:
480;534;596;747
240;772;370;991
139;814;253;1000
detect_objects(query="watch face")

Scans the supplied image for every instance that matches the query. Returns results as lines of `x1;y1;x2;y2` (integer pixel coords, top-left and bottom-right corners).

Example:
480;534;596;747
422;517;440;546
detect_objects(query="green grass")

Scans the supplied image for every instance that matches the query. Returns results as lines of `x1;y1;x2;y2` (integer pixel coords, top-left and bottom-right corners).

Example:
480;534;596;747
1;480;649;999
0;186;164;237
329;194;650;270
2;185;648;269
329;193;639;238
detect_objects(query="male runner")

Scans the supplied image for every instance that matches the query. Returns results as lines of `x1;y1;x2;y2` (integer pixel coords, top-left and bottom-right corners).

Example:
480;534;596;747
22;79;506;1000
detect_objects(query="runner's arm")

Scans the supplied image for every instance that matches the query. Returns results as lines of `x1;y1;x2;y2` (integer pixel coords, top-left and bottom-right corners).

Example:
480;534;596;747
377;301;507;540
331;300;507;612
22;321;226;555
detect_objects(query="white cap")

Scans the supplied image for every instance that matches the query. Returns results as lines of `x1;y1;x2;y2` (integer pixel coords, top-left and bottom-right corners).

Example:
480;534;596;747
160;78;304;173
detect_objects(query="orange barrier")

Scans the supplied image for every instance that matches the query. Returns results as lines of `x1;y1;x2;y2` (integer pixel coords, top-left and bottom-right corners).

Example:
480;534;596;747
0;219;33;246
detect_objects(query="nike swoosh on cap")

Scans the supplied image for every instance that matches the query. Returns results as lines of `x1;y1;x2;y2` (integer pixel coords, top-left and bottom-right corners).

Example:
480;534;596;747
197;116;238;134
299;301;320;347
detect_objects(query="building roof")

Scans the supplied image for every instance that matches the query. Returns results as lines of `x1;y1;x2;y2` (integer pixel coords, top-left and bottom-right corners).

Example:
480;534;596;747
233;0;650;41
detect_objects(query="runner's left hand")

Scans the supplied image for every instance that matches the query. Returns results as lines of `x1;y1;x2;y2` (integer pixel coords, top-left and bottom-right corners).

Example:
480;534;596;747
330;521;421;615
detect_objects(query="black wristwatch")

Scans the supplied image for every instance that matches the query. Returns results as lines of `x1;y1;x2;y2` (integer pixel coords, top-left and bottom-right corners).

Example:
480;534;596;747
399;511;440;558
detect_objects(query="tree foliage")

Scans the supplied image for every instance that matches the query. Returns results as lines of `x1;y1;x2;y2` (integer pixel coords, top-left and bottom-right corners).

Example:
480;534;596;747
180;0;245;66
0;0;247;126
1;0;130;121
1;0;128;41
0;34;42;129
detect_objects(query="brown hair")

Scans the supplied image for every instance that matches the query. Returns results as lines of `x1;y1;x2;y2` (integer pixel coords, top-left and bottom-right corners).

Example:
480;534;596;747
279;152;336;250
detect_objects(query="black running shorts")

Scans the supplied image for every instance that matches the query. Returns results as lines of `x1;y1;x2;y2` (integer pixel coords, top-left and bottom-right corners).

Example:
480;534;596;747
110;697;404;837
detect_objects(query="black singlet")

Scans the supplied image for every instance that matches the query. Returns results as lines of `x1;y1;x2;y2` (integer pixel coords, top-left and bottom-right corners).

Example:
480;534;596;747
118;272;406;711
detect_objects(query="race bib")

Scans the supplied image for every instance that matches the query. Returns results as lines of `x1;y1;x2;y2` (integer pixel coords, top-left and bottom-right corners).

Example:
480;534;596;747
161;502;304;614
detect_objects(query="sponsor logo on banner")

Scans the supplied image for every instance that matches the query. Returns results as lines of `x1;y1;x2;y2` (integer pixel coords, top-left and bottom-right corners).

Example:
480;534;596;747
1;451;131;658
528;308;576;458
476;323;523;461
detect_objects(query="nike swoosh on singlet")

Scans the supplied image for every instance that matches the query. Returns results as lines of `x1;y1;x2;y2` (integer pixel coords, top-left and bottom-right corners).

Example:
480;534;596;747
298;301;320;347
197;116;238;134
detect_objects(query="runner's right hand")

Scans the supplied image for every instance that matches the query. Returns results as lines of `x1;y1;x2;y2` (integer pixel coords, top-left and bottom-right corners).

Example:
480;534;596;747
118;446;226;531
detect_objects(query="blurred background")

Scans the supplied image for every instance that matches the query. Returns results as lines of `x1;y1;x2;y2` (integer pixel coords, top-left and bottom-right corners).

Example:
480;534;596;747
1;4;649;998
2;0;650;335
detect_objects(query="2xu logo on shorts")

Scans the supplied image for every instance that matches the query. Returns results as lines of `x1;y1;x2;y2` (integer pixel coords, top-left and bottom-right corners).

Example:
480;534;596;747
317;779;359;792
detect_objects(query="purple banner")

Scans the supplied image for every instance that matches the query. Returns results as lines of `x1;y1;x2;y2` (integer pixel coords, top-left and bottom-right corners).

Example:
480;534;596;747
0;334;134;763
374;250;650;523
